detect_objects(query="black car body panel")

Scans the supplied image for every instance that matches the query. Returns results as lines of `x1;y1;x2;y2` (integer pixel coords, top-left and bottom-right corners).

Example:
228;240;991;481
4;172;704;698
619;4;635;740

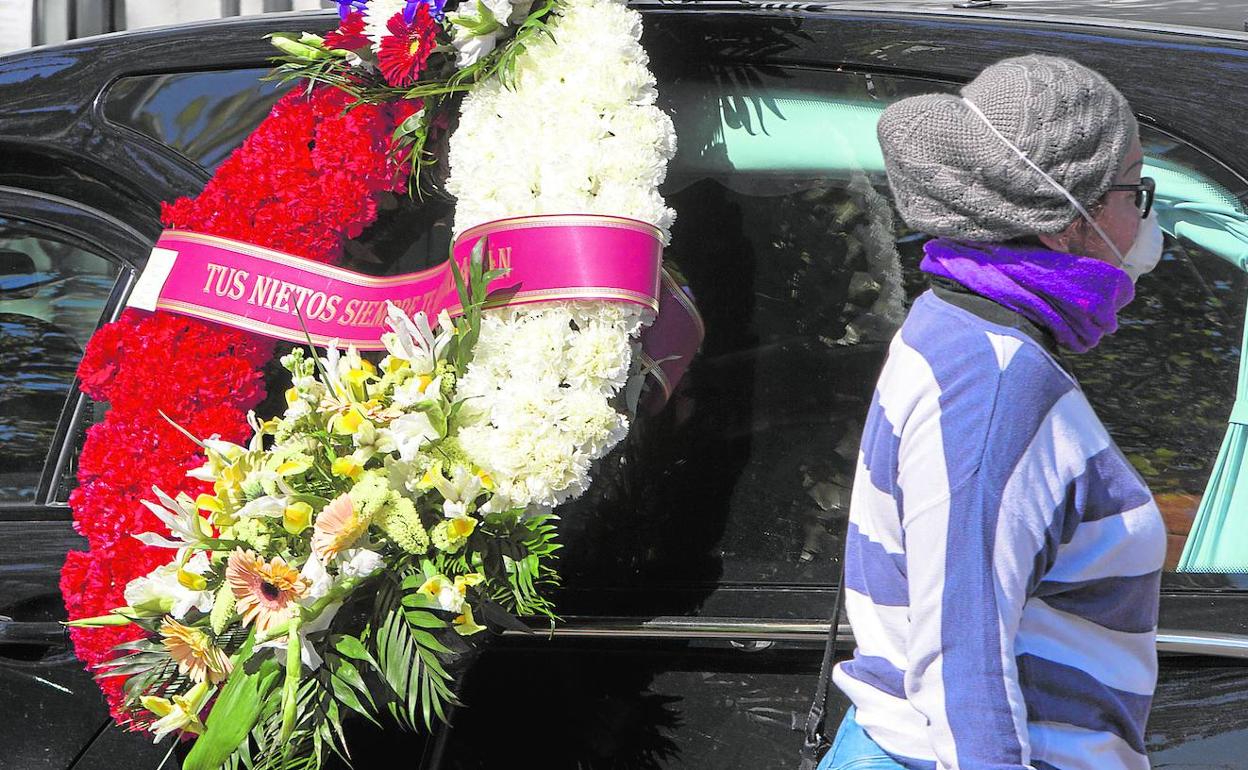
4;5;1248;768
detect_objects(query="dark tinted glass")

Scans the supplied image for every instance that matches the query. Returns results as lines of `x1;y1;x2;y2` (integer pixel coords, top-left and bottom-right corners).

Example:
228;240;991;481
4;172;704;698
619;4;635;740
0;222;119;502
1074;128;1248;579
103;69;294;171
93;63;1248;598
545;70;1248;606
551;68;944;612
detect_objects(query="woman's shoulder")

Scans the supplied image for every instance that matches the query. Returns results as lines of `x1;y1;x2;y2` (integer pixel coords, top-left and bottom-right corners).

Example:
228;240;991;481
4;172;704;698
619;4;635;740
894;291;1077;394
883;291;1102;473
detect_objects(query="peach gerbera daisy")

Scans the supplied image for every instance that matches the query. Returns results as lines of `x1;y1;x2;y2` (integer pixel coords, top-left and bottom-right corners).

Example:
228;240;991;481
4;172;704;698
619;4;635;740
225;549;310;635
311;493;368;561
159;617;232;684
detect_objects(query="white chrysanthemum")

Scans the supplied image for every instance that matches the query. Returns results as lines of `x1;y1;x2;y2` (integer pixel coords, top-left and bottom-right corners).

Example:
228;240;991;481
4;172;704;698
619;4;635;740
445;0;674;511
559;388;629;455
447;0;676;236
565;322;632;393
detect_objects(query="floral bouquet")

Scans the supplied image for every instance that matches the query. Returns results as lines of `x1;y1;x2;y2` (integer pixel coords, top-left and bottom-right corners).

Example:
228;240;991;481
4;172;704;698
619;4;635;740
62;0;690;767
70;250;573;767
269;0;563;194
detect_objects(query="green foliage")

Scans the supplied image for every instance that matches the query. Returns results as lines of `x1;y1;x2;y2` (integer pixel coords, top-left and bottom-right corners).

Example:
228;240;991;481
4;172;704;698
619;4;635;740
449;238;510;372
476;0;558;90
366;574;458;731
479;509;562;619
263;0;563;197
184;633;283;770
219;675;333;770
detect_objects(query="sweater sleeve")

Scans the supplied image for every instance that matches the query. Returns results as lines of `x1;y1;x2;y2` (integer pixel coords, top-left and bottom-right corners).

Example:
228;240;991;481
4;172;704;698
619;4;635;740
900;474;1037;770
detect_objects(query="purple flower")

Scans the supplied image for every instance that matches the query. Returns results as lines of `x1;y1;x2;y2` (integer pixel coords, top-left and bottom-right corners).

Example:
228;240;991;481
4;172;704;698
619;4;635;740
407;0;447;23
336;0;368;20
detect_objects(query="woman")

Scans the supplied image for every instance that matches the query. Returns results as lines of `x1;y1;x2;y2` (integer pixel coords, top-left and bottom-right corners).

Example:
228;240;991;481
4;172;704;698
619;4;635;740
819;55;1167;770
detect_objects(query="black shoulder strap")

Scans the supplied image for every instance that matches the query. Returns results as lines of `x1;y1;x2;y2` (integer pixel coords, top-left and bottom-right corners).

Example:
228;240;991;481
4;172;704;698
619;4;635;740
928;276;1061;358
797;538;849;770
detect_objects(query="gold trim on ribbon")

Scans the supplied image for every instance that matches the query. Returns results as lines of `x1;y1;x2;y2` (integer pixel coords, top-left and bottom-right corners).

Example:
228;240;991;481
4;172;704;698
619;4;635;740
158;299;388;349
661;269;705;340
481;286;659;314
638;352;673;400
454;213;665;247
158;231;437;287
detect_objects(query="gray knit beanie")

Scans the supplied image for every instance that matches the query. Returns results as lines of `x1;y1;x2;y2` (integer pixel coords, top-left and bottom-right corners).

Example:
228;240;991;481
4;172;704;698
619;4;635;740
877;55;1138;242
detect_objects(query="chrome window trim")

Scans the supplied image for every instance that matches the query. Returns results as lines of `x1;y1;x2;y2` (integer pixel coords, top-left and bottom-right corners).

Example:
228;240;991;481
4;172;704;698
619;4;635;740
636;0;1248;43
505;616;1248;659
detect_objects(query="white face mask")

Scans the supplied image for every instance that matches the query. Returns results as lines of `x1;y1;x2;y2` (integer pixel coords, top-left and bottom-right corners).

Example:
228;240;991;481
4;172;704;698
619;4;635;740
1120;209;1163;283
961;97;1153;279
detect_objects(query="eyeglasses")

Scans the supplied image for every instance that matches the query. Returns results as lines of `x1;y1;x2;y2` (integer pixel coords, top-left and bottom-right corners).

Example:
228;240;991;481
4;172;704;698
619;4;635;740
1106;176;1156;219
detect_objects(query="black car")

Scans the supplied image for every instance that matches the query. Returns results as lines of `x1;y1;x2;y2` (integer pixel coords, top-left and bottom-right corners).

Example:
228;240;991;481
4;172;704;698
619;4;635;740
5;3;1248;768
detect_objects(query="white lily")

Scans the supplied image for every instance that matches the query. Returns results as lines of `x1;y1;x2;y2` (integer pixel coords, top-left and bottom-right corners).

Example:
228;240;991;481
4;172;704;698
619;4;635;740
143;681;212;742
392;373;443;410
381;302;453;376
478;491;513;515
134;487;212;549
351;419;396;465
318;338;349;403
123;551;213;619
416;574;465;613
338;548;384;579
415;572;485;614
257;600;342;671
234;494;289;520
386;412;442;462
450;23;501;68
299;553;333;601
431;464;483;517
186;436;246;482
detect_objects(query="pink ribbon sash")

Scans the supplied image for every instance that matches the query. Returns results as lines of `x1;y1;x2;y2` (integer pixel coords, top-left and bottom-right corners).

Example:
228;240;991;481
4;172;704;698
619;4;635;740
128;214;703;408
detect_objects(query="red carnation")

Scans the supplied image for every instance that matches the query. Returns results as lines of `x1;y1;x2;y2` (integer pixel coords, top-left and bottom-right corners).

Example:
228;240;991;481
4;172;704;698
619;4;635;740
325;10;369;51
378;7;438;87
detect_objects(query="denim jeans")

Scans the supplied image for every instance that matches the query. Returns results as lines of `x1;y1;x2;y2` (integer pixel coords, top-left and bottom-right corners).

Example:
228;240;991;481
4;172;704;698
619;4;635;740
816;706;909;770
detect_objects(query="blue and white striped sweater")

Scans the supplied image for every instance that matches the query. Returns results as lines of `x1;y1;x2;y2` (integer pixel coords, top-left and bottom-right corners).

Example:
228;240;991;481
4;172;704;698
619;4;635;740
831;290;1166;770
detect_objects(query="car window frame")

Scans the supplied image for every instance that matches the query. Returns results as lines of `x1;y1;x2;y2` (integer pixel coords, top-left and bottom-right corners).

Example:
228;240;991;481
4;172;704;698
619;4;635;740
0;185;143;517
97;65;294;176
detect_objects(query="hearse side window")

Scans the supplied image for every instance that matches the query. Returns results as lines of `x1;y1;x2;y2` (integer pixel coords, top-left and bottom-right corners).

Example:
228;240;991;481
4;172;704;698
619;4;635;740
0;222;120;503
92;63;1248;601
1067;131;1248;579
549;67;1248;615
550;68;944;615
103;69;294;171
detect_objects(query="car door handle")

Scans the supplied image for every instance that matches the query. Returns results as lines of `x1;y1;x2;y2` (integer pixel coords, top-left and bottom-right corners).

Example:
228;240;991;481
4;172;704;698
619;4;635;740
0;617;69;650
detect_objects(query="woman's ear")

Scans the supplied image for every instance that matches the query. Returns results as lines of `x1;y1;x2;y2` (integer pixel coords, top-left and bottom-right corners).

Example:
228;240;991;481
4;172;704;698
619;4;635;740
1037;232;1066;251
1038;215;1085;253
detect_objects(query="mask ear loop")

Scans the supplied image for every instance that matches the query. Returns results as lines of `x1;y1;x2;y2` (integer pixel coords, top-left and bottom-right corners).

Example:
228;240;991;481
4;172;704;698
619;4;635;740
960;96;1126;266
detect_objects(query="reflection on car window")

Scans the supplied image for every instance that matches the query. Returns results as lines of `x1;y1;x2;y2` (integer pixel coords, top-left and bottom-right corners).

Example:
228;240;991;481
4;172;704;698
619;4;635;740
1068;127;1248;575
547;68;1248;613
96;64;1248;599
549;69;941;613
103;69;294;171
0;223;119;502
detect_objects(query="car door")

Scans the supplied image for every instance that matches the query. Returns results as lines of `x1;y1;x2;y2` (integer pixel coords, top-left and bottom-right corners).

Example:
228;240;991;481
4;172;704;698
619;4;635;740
0;187;168;769
422;7;1248;768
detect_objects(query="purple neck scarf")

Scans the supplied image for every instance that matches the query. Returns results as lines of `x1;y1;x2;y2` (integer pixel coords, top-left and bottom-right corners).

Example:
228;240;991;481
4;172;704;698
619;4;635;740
920;239;1135;353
